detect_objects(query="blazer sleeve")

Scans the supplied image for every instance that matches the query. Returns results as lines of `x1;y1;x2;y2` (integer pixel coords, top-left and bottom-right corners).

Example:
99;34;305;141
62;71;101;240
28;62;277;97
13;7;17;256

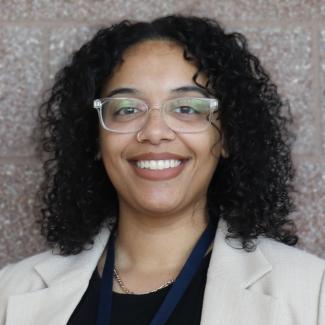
0;263;14;325
319;269;325;325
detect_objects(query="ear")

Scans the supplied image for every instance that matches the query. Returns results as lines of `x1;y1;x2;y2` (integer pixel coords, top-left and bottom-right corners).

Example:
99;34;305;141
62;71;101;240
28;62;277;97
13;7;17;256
95;137;102;161
220;132;229;159
221;147;228;158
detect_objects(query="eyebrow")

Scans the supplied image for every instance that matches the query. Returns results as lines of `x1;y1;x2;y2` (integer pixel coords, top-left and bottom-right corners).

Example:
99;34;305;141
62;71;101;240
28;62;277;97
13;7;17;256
104;85;211;98
105;87;139;97
171;86;211;97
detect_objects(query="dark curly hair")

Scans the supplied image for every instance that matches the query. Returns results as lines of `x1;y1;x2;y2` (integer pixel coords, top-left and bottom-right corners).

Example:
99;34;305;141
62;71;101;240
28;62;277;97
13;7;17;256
35;15;298;255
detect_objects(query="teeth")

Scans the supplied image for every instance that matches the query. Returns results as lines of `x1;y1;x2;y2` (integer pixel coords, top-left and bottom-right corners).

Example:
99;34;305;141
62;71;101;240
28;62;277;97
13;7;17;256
136;159;182;170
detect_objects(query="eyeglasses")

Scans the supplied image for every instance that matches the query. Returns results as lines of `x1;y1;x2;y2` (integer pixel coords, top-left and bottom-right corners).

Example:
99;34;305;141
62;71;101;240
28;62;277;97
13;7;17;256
93;97;218;134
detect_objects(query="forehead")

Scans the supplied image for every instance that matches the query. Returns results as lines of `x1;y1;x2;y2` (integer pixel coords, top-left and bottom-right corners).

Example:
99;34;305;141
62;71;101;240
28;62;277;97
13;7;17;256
101;40;208;96
123;39;183;58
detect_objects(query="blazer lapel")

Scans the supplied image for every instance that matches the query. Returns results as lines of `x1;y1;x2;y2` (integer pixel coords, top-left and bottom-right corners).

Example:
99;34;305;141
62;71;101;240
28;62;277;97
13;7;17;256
200;219;282;325
5;227;110;325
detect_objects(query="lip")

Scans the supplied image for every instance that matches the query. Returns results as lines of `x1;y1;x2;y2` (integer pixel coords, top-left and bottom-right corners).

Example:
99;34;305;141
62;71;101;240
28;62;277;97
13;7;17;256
128;152;189;161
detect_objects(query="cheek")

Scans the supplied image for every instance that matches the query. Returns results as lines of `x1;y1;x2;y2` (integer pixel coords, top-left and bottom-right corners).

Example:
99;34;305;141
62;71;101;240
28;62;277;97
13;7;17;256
99;133;113;162
193;131;221;176
99;132;141;191
185;127;221;159
208;124;223;157
99;131;129;156
99;133;125;175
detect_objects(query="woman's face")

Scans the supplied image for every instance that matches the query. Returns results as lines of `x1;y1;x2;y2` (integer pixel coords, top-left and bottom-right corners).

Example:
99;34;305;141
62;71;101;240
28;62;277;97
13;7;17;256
99;40;224;218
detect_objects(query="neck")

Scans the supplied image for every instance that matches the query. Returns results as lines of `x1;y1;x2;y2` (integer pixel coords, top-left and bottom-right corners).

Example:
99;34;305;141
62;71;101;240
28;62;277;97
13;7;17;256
113;208;209;273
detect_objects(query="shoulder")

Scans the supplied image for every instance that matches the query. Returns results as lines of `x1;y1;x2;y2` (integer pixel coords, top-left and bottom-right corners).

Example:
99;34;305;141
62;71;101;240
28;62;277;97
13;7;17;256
0;249;55;276
253;238;325;322
0;250;55;297
0;227;110;297
0;226;109;297
256;237;325;290
228;237;325;324
257;237;325;275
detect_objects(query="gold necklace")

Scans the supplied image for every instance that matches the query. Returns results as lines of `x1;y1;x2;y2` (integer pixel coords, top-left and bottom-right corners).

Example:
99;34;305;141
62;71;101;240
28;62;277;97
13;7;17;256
113;267;175;294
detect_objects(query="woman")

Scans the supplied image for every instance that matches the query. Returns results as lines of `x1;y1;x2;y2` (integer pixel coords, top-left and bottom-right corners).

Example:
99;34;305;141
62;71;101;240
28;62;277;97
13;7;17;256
0;15;324;325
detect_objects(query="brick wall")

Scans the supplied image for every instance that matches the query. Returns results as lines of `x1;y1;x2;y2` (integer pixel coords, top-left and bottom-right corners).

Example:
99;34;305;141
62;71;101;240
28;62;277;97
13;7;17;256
0;0;324;267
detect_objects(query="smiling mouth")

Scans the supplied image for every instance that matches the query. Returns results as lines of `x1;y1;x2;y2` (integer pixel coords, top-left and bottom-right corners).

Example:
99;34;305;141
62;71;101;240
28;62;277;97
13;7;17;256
129;158;189;181
135;159;183;170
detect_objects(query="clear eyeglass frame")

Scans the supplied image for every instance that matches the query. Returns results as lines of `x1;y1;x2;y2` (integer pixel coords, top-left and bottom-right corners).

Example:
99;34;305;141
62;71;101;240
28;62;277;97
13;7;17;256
93;96;219;134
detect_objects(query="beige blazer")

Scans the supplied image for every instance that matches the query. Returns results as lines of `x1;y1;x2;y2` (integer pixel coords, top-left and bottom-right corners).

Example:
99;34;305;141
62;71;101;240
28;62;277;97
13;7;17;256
0;219;324;325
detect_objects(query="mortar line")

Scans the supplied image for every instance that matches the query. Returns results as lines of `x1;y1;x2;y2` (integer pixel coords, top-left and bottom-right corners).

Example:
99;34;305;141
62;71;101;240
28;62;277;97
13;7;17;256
310;22;323;156
0;16;324;29
0;156;43;164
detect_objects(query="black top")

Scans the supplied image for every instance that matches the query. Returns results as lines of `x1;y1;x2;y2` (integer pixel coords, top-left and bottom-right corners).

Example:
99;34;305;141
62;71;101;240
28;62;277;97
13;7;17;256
67;250;212;325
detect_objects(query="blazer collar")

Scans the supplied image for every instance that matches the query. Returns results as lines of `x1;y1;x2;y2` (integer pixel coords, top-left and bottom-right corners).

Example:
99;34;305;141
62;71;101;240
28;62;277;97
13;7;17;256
200;219;284;325
6;219;284;325
207;219;272;288
5;227;110;325
33;226;110;287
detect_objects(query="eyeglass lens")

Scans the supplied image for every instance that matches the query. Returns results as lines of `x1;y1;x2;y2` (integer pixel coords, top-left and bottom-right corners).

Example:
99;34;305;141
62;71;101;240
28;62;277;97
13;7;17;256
100;98;214;133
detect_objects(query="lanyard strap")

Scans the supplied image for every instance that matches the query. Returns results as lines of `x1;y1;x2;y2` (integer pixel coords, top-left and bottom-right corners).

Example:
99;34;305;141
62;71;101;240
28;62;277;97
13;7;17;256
96;227;115;325
96;221;217;325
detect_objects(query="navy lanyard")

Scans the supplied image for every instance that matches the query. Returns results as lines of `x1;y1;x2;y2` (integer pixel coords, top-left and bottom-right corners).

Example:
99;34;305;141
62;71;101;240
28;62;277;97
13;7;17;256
96;220;217;325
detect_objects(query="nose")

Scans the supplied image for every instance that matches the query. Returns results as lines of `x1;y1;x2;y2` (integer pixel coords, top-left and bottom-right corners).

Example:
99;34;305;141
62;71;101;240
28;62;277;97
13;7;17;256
137;106;175;144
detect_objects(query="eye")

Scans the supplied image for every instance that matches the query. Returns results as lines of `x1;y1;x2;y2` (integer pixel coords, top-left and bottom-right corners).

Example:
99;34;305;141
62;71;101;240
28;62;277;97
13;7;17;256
173;105;199;114
113;106;140;116
106;99;147;122
109;99;146;117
